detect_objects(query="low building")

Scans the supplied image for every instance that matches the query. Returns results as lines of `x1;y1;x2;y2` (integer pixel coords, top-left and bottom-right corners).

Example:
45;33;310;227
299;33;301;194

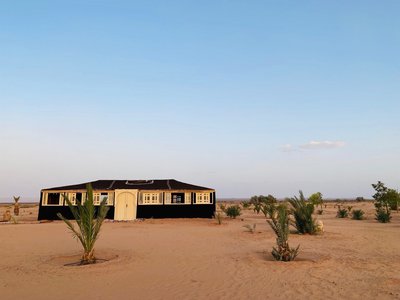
38;179;216;220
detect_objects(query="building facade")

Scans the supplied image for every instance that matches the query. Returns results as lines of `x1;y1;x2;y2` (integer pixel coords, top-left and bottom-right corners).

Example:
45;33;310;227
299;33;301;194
38;179;216;220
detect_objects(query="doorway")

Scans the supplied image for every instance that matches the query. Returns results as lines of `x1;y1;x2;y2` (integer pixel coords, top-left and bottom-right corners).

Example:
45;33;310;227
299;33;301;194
114;190;137;220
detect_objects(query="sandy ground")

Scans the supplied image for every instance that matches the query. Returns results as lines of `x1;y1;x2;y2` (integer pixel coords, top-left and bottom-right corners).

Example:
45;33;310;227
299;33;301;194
0;202;399;300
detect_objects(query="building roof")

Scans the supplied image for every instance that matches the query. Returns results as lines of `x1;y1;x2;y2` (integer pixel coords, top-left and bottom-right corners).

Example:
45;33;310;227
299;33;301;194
42;179;213;191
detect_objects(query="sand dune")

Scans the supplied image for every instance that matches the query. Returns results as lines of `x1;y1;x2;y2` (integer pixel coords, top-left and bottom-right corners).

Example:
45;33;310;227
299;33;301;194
0;202;399;299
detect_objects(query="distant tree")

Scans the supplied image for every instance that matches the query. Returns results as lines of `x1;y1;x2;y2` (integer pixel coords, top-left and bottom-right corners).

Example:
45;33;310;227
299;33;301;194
308;192;323;209
372;181;391;223
250;194;277;214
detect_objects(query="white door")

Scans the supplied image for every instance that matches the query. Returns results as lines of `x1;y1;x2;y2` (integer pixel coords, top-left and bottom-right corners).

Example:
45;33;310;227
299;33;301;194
114;191;137;220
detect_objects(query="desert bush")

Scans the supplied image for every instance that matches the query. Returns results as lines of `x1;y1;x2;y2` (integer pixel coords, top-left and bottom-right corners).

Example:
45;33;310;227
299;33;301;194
243;223;256;233
241;201;251;209
376;208;391;223
214;211;223;225
317;209;324;215
336;206;348;218
267;205;300;261
372;181;392;223
57;184;109;265
288;191;316;234
225;205;241;219
386;189;400;211
356;197;364;202
351;209;364;220
347;206;353;212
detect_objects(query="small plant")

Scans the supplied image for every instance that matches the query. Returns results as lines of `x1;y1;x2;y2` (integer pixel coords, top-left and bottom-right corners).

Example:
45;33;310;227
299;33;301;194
243;223;256;233
288;191;316;234
57;184;109;265
267;205;300;261
219;204;226;212
351;209;364;220
347;206;353;212
336;206;348;218
317;209;324;215
13;196;20;216
225;205;241;219
214;211;223;225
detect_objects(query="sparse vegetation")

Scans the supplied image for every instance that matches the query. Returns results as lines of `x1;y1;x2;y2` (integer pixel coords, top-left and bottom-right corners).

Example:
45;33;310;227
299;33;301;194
317;209;324;215
267;205;300;261
288;191;316;234
351;209;364;220
57;184;109;265
225;205;241;219
356;197;364;202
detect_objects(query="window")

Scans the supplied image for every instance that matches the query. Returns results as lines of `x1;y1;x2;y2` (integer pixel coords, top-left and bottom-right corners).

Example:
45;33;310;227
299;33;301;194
195;192;211;204
171;193;184;204
63;193;76;205
44;192;62;206
164;192;191;204
139;192;162;205
94;192;109;205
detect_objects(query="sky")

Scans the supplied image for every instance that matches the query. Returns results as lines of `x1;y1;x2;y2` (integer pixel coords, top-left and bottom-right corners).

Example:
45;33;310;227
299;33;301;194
1;0;399;201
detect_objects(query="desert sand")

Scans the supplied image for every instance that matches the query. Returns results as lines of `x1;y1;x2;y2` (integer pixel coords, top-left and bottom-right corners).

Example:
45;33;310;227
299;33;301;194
0;202;399;300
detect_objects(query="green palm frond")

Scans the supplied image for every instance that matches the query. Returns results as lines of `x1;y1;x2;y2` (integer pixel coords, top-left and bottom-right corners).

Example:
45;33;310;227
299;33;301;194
58;183;109;264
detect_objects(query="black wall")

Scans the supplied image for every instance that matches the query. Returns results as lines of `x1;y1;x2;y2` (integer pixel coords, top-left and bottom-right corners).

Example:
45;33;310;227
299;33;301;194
37;191;216;220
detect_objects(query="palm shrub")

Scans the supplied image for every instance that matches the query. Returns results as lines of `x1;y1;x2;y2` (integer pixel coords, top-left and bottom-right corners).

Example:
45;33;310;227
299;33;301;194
261;202;277;219
57;184;109;265
288;191;316;234
225;205;241;218
336;206;348;218
267;205;300;261
351;209;364;220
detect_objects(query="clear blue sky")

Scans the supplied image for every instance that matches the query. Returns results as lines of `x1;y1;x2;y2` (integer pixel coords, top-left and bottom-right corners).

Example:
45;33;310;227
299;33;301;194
1;0;399;200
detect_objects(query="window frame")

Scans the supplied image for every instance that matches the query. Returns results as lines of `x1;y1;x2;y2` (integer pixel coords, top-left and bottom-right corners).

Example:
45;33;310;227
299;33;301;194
194;192;213;204
139;191;163;205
